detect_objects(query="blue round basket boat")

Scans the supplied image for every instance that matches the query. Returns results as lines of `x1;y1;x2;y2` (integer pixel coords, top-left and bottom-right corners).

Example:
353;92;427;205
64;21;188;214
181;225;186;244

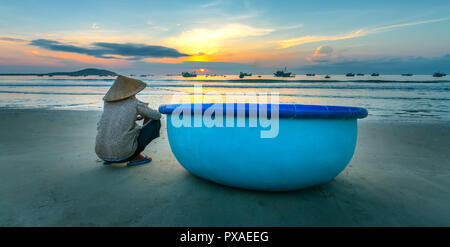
159;103;368;191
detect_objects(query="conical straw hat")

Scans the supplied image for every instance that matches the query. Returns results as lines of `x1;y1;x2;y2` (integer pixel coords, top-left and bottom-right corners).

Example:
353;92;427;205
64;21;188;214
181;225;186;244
103;75;147;102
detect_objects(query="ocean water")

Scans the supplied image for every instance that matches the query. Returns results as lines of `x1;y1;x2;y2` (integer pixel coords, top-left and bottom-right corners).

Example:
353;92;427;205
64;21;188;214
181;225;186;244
0;74;449;122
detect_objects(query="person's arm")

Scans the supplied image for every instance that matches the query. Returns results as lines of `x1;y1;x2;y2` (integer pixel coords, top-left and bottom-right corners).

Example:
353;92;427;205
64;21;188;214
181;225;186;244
136;101;161;120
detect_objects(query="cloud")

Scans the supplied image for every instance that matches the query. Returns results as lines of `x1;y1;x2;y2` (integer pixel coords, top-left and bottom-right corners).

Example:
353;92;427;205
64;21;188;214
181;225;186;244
227;14;259;21
275;17;449;49
29;39;190;60
362;17;449;35
151;26;169;31
225;11;263;21
296;54;450;74
308;45;333;63
0;37;27;43
312;45;333;57
184;23;273;43
200;0;221;8
91;23;99;29
278;24;303;31
146;20;169;31
275;30;363;49
167;23;274;56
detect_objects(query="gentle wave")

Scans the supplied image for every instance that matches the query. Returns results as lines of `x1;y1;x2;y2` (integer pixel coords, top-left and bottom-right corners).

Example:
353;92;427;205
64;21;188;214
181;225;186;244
145;79;450;83
1;78;450;84
1;77;449;121
0;83;112;87
1;90;449;101
0;83;448;91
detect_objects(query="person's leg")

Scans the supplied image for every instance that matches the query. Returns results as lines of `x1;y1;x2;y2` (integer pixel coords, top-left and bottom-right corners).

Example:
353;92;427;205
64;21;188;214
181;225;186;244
137;119;161;151
127;119;161;163
143;117;151;125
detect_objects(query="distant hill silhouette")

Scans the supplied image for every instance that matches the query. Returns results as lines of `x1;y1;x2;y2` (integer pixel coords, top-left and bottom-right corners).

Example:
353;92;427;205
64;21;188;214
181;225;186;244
0;68;117;76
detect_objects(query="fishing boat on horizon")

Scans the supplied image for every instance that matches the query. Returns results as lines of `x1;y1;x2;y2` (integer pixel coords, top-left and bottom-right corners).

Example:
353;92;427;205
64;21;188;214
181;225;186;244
239;72;252;78
433;72;446;77
181;72;197;77
274;67;294;77
356;73;364;76
325;75;331;79
401;73;413;76
346;73;355;77
371;73;380;76
306;73;315;76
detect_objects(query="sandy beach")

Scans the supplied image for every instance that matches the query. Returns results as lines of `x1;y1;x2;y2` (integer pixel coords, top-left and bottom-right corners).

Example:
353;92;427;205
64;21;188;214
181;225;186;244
0;109;449;226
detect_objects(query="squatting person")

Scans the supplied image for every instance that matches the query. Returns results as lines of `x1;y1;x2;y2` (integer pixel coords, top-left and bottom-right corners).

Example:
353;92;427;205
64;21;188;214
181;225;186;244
95;75;161;166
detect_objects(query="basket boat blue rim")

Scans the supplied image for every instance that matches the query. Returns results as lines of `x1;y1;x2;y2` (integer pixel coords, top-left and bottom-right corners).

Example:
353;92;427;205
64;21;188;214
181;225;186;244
159;103;368;119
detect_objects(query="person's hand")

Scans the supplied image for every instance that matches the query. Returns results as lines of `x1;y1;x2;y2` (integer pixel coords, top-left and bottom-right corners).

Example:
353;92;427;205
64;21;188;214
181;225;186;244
136;115;144;120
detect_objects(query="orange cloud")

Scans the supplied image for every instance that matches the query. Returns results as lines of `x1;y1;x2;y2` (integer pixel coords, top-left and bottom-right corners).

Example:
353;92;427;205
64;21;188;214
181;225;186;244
306;45;334;62
312;45;333;57
0;37;27;44
274;17;449;49
165;23;274;62
274;30;363;49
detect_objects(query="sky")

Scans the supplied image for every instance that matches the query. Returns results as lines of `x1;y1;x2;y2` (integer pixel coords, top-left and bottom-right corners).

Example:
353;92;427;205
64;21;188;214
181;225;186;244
0;0;449;74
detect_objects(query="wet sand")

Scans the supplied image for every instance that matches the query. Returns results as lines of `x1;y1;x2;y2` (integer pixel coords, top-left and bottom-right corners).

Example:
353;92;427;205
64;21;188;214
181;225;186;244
0;109;449;226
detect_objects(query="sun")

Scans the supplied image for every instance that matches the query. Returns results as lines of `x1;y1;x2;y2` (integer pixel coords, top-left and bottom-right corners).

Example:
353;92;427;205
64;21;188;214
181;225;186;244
197;68;207;72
